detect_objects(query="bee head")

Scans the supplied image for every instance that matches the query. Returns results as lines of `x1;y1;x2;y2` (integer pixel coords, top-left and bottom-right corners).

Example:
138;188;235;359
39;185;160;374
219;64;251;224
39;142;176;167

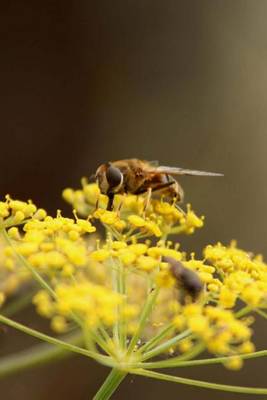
96;163;123;195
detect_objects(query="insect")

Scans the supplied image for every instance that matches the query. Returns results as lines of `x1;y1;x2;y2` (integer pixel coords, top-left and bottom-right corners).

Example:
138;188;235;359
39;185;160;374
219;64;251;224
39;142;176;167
94;158;223;211
163;256;203;303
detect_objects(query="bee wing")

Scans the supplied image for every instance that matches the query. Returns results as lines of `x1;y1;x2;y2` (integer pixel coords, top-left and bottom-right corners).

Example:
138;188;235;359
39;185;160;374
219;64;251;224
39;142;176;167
148;160;159;166
156;166;223;177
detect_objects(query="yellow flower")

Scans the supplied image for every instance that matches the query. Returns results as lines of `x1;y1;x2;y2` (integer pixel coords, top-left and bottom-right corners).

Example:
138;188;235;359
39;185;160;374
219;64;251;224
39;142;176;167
178;338;193;353
118;249;136;266
0;181;266;377
224;356;243;370
137;255;159;271
128;243;148;255
53;282;123;328
33;290;54;317
145;221;162;237
128;215;146;227
188;315;209;334
156;270;175;288
51;315;68;333
90;249;111;262
242;285;263;307
128;215;162;237
219;286;237;308
76;218;96;233
147;247;182;260
0;202;9;218
94;209;118;225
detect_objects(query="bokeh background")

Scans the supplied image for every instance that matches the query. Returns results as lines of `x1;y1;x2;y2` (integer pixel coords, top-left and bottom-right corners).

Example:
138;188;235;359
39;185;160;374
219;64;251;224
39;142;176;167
1;1;267;399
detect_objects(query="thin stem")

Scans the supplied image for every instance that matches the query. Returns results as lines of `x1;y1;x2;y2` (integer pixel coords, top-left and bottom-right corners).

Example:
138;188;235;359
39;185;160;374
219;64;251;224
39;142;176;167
2;289;36;317
142;329;191;361
90;330;116;358
127;287;159;355
139;342;205;369
131;368;267;395
146;349;267;368
117;261;126;349
0;331;82;379
0;314;113;367
137;323;174;355
93;368;127;400
98;325;112;344
256;309;267;319
235;305;252;318
111;257;120;347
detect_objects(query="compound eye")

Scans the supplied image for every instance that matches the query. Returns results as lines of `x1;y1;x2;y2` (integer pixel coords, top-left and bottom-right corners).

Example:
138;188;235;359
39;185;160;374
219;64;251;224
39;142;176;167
106;166;123;189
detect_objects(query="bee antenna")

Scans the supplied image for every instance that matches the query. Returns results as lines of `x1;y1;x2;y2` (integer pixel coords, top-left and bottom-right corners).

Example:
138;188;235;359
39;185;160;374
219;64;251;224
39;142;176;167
174;203;186;217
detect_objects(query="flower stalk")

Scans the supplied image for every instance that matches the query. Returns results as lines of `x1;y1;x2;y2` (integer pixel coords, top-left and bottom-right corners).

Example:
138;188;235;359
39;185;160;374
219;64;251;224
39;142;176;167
93;369;127;400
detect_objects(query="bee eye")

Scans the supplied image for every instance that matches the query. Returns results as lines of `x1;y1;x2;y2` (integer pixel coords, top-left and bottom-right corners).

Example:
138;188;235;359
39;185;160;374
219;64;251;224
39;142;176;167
106;166;123;189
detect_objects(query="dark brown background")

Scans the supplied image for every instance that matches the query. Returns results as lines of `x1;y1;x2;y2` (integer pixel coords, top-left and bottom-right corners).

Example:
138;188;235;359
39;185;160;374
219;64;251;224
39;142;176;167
1;1;267;399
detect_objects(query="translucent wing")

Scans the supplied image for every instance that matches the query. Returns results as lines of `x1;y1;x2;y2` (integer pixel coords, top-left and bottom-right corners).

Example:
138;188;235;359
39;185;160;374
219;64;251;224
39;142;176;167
147;160;159;167
155;166;223;177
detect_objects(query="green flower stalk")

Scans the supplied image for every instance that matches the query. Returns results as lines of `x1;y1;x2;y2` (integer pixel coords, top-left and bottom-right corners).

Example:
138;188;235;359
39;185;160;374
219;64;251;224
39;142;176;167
0;182;267;398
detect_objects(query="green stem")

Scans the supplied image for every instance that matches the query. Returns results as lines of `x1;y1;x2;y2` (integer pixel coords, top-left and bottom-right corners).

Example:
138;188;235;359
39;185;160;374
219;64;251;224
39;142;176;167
0;314;113;367
127;287;159;355
147;349;267;368
117;261;126;349
2;289;36;317
256;309;267;319
110;257;126;349
142;329;191;361
111;257;120;348
131;368;267;395
93;368;127;400
98;325;112;344
137;323;174;355
235;305;252;318
139;342;205;369
0;331;83;378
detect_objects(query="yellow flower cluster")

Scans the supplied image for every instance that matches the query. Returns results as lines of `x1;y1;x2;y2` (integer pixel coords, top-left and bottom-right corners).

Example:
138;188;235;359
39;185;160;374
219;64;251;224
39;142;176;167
3;212;96;281
0;197;48;303
0;196;46;228
174;304;253;364
63;182;204;238
204;242;267;309
91;240;182;272
88;238;262;362
33;282;123;332
0;181;266;373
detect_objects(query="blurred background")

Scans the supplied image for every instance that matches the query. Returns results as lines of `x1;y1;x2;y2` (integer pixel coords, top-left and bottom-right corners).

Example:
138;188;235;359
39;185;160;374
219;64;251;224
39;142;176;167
1;1;267;399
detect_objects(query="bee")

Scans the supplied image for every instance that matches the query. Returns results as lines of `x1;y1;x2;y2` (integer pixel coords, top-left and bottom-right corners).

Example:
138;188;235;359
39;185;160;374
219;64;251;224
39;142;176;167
94;158;223;211
163;256;203;303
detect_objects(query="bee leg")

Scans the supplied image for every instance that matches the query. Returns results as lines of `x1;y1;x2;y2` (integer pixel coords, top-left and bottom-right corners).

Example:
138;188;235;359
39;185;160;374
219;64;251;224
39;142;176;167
107;192;115;211
172;197;186;217
95;194;100;210
116;193;126;217
175;203;186;217
142;187;152;216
